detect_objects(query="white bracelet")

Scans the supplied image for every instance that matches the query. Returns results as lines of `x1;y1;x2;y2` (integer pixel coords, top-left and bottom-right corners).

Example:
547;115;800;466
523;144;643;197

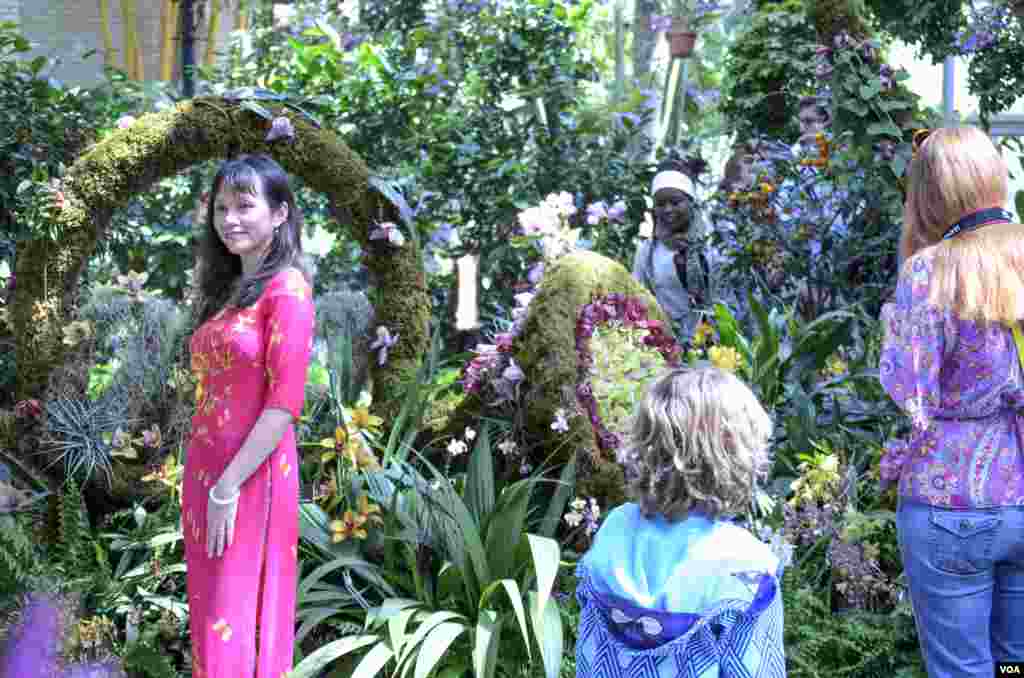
209;485;240;505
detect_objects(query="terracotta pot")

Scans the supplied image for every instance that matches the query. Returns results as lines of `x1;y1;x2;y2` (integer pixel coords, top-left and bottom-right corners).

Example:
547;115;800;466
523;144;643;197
667;17;698;58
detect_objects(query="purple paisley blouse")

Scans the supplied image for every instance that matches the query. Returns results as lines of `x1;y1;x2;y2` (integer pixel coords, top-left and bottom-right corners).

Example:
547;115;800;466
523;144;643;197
879;251;1024;508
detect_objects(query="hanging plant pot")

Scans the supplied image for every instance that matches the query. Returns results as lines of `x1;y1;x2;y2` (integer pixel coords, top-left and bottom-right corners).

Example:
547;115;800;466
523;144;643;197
667;18;698;58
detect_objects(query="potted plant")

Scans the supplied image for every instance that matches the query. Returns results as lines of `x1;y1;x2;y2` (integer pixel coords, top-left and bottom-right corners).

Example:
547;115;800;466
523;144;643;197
663;0;722;58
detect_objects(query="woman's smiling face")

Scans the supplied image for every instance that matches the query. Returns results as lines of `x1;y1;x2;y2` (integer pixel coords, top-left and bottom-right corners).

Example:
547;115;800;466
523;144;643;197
212;176;287;267
653;187;693;239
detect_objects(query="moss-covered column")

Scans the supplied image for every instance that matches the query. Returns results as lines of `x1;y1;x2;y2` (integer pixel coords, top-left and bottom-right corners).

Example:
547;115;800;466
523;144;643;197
513;251;665;464
806;0;870;44
12;96;430;419
361;229;430;422
12;239;73;401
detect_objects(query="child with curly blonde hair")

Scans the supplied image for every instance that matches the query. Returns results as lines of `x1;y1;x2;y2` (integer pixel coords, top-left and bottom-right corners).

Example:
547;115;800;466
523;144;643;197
575;366;785;678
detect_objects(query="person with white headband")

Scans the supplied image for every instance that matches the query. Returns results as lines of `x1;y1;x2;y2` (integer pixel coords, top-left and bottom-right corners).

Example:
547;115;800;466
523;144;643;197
632;159;719;341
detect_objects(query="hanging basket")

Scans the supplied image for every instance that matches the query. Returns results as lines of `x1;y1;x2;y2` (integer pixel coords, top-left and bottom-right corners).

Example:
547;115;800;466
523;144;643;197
667;18;698;58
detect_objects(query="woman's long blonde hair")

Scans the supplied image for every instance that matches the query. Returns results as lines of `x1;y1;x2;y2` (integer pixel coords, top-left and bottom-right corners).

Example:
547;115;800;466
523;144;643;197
900;127;1024;324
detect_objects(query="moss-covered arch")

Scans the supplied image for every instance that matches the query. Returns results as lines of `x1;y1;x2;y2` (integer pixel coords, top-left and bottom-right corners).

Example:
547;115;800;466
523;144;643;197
12;96;430;418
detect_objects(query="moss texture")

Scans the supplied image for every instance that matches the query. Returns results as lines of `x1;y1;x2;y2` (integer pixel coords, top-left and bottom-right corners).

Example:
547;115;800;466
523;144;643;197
806;0;870;43
512;250;666;468
12;97;430;419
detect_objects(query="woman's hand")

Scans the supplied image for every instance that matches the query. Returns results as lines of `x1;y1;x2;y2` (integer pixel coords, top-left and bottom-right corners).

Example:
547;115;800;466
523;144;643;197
207;483;240;559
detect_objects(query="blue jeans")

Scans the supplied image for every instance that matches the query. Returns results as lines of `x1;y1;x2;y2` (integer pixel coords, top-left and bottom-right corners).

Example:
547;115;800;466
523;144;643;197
897;500;1024;678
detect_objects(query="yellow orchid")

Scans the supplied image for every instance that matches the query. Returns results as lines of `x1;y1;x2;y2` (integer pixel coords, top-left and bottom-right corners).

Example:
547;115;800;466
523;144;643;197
348;406;383;432
357;494;383;526
691;321;714;349
330;510;368;542
319;425;350;463
142;453;183;502
823;353;849;379
344;437;381;472
708;345;744;373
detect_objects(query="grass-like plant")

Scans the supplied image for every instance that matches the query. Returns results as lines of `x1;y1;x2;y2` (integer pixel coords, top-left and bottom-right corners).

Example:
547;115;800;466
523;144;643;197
41;398;132;487
291;426;574;678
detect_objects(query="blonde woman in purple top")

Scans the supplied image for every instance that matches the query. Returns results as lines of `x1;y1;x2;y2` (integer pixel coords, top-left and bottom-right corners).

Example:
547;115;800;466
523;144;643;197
879;127;1024;678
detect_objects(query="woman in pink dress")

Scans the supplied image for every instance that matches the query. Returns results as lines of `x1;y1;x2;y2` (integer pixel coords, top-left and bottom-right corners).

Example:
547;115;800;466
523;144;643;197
182;154;314;678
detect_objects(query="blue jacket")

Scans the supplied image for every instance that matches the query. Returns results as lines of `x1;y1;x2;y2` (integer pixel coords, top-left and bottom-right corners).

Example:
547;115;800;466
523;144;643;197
575;505;786;678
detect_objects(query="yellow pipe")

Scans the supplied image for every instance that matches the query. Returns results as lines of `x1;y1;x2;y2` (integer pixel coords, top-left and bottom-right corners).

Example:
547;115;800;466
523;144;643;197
205;0;222;68
238;0;249;32
120;0;142;79
99;0;118;69
160;0;179;81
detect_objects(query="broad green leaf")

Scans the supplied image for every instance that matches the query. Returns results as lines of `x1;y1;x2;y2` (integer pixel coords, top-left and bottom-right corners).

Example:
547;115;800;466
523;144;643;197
417;457;491;599
298;502;334;552
295;607;347;647
352;641;395;678
500;579;533;661
413;622;467;678
483;479;532;580
366;599;423;631
287;634;380;678
368;175;415;226
464;424;496;526
527;534;561;623
298;555;382;602
146;532;183;548
867;121;902;138
788;312;855;376
396;611;467;670
538;453;576;538
839;99;869;117
748;292;780;388
389;606;420;655
239;100;273;120
714;303;752;365
314;18;342;50
528;591;563;678
472;611;503;678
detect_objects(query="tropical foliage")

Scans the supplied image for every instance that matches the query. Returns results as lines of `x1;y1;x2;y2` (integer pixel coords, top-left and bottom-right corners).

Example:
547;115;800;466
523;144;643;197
4;0;1022;675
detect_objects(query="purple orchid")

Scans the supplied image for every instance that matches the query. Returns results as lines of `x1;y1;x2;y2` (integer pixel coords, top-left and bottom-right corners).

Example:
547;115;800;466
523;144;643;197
265;116;295;142
369;221;406;247
585;201;608;225
369;326;398;366
607;200;627;222
649;14;672;32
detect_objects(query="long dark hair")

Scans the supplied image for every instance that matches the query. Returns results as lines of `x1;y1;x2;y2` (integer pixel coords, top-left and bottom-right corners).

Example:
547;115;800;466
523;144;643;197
196;154;306;325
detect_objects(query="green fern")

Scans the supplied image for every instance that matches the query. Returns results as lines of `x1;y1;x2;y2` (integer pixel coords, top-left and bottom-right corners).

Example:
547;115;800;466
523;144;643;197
782;575;926;678
56;479;93;573
121;640;178;678
0;515;39;597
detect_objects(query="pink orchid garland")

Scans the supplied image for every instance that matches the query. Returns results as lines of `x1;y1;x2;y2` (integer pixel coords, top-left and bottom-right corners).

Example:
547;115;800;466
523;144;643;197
575;293;682;455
